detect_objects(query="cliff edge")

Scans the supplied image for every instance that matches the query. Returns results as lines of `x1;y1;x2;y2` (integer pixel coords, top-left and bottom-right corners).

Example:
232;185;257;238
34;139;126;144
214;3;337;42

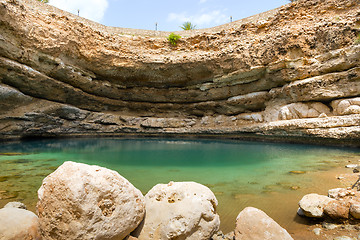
0;0;359;145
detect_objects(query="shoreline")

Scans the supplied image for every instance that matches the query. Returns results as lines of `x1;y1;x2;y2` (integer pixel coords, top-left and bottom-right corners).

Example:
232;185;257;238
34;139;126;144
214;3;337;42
1;132;360;148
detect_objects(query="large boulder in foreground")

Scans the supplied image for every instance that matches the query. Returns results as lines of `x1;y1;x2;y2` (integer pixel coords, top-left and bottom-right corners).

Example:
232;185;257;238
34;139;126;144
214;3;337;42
133;181;220;240
0;206;41;240
235;207;293;240
37;161;145;240
298;193;334;218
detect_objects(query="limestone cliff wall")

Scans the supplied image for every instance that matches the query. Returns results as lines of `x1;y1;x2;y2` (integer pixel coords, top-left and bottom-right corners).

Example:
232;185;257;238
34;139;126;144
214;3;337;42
0;0;359;145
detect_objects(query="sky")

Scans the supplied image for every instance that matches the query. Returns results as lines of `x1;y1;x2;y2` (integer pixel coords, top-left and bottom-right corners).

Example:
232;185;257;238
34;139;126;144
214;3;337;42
49;0;289;31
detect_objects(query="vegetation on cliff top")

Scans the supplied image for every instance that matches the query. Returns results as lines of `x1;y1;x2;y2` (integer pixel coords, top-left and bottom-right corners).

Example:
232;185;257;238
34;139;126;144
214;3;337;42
180;22;196;30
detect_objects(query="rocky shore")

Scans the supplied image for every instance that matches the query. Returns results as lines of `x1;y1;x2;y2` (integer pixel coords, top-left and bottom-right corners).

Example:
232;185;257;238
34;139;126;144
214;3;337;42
0;0;359;145
1;161;296;240
2;161;360;240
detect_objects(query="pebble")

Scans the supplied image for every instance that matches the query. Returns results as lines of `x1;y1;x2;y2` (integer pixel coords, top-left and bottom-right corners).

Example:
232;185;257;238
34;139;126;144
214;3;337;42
322;222;339;230
345;164;358;168
333;236;354;240
313;228;321;236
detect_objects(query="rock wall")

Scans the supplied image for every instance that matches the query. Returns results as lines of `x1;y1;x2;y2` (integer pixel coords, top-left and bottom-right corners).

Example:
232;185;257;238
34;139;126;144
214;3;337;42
0;0;359;145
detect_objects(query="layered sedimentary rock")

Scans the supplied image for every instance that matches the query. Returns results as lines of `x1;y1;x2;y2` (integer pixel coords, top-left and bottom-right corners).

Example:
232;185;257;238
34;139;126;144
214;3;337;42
0;0;359;145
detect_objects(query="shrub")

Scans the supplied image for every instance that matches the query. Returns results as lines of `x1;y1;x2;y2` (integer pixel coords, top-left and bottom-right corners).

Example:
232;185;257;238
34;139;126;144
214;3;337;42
167;33;181;46
37;0;49;3
356;33;360;44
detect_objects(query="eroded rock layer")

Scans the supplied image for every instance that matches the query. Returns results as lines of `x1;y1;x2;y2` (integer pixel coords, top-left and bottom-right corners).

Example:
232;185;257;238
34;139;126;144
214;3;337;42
0;0;359;145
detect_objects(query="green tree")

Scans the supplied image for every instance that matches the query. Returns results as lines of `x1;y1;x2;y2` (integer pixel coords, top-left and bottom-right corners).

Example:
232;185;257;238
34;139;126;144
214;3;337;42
37;0;49;3
180;22;196;30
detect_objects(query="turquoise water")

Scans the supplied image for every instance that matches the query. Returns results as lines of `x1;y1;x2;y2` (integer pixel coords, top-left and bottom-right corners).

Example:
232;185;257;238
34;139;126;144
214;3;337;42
0;138;359;232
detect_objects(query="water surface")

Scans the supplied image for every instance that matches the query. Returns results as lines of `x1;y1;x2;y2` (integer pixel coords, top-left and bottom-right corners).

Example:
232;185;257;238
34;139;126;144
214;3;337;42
0;138;358;233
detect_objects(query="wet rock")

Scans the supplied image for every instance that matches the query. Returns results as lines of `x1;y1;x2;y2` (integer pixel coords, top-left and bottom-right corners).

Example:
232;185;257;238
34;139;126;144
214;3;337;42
4;201;27;209
289;170;306;174
235;207;293;240
297;207;306;217
37;161;145;240
0;207;41;240
133;181;220;240
349;202;360;219
298;194;334;218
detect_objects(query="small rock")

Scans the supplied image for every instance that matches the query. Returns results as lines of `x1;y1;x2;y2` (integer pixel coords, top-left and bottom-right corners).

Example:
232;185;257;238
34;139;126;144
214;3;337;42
313;228;321;236
0;207;41;240
349;202;360;219
125;236;138;240
211;231;225;240
297;207;306;216
322;222;339;230
333;236;354;240
224;231;235;240
4;201;27;209
328;188;350;199
235;207;293;240
345;164;358;169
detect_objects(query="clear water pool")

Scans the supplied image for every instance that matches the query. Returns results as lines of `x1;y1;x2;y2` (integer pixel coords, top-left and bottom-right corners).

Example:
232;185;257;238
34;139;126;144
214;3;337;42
0;138;359;233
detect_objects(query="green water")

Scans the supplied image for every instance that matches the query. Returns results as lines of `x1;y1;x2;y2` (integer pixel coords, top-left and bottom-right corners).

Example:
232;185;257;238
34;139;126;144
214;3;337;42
0;138;359;232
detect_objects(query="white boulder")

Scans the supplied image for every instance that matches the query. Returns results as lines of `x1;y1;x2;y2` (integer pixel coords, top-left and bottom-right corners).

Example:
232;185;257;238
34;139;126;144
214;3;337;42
234;207;293;240
298;193;334;218
278;102;331;120
134;181;220;240
37;161;145;240
331;97;360;115
0;207;41;240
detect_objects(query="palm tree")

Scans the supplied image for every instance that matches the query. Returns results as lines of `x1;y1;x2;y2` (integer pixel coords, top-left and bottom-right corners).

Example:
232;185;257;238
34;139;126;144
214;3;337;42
180;22;196;30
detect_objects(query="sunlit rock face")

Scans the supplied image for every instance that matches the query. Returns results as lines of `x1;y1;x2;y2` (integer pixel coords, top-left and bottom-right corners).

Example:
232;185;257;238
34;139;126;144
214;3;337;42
133;181;220;240
0;0;359;145
37;161;145;240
